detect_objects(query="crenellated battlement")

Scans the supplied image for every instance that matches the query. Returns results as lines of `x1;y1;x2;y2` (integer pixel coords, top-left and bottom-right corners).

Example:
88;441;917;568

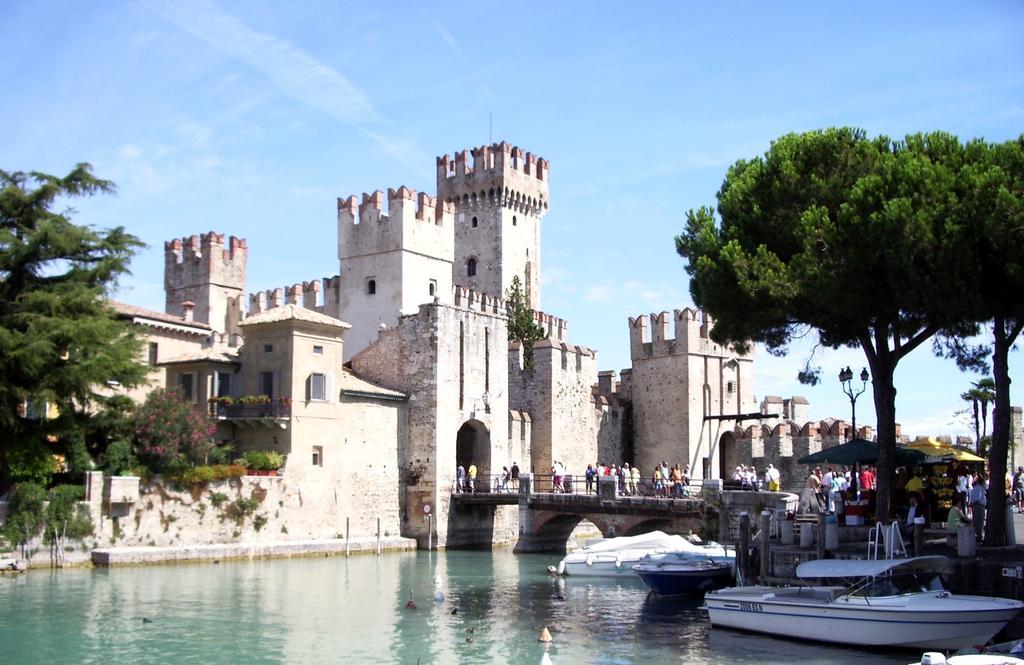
628;307;753;361
533;310;568;341
247;279;330;316
338;187;455;228
451;285;505;317
164;231;247;266
338;187;454;262
436;142;549;217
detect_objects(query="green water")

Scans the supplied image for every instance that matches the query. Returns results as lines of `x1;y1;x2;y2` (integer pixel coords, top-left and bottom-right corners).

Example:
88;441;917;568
0;551;909;664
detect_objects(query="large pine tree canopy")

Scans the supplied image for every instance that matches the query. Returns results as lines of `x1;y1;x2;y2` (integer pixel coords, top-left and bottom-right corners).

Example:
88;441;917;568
0;164;145;488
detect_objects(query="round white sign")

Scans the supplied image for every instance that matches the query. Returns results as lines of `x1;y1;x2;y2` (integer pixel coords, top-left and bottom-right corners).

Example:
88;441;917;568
423;504;432;515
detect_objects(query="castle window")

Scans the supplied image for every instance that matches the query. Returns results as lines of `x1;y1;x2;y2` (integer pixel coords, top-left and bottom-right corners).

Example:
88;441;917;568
312;445;323;467
367;279;376;295
177;373;196;403
148;342;158;367
259;371;274;399
429;280;437;297
726;380;735;394
471;216;478;228
308;372;327;401
263;344;273;353
467;258;477;277
512;215;517;226
313;345;324;355
215;372;232;398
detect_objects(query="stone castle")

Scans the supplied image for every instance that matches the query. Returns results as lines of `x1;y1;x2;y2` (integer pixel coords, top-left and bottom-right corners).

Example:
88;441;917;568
113;140;997;550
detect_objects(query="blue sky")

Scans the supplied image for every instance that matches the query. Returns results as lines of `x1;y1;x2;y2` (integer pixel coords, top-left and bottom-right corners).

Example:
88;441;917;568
2;1;1022;440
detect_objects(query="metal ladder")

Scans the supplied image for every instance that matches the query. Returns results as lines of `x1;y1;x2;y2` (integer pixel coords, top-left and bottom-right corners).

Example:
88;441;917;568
867;520;907;559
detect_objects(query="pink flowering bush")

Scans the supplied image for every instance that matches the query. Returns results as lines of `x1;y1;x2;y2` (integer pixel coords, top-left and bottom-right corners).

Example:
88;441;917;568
134;389;217;472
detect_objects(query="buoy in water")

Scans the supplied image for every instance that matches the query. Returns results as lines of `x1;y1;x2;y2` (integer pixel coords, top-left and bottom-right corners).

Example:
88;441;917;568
434;589;444;603
405;591;417;610
538;627;553;643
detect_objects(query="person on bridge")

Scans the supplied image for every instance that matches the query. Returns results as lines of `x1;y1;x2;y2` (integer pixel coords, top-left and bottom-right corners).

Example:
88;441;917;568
468;461;478;493
629;464;640;495
511;462;520;491
500;466;511;492
456;464;466;493
585;464;595;493
765;464;781;492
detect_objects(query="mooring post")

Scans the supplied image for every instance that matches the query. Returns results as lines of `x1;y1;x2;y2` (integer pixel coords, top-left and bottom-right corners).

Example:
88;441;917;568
913;518;924;556
816;513;827;559
345;517;351;557
427;514;433;551
738;512;750;585
376;517;382;555
759;510;771;583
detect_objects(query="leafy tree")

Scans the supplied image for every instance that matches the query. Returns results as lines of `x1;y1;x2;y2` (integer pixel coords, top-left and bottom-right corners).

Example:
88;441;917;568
134;389;216;472
961;377;996;452
506;275;546;369
955;136;1024;545
0;165;146;492
676;128;977;521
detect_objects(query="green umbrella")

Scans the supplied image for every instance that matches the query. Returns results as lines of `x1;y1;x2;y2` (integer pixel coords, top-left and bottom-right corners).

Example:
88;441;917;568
797;438;926;466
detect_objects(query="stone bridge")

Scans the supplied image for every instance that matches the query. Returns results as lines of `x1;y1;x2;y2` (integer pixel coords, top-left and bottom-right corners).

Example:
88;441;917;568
449;474;706;553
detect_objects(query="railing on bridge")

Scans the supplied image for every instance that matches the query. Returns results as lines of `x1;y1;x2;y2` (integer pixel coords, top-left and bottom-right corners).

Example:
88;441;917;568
449;472;703;499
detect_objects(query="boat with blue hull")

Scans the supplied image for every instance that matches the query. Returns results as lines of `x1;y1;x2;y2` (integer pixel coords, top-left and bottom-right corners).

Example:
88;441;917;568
633;558;733;596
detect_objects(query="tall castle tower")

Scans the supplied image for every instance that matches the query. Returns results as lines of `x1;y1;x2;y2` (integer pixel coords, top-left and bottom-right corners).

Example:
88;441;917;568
437;142;549;309
335;187;454;360
164;232;247;333
628;308;755;481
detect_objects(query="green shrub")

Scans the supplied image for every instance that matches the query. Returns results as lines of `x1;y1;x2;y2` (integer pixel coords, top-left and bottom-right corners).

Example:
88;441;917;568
209;492;229;507
104;440;136;476
3;483;47;550
244;451;284;471
253;515;267;532
173;464;247;486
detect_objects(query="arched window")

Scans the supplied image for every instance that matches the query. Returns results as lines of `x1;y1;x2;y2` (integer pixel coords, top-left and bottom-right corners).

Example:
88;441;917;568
512;215;517;226
467;258;477;277
367;279;376;295
429;280;436;297
471;216;478;228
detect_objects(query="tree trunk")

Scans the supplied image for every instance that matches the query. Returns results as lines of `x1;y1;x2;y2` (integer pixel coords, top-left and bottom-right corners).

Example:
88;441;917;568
869;344;899;522
985;316;1019;546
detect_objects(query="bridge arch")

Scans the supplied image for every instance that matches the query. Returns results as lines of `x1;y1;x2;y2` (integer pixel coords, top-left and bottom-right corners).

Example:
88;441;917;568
456;419;491;489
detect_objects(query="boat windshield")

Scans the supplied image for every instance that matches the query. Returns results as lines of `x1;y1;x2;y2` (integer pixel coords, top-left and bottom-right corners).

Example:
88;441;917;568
848;572;947;598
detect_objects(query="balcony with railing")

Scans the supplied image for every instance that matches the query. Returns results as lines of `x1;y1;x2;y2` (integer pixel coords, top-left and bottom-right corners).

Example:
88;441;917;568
209;397;292;425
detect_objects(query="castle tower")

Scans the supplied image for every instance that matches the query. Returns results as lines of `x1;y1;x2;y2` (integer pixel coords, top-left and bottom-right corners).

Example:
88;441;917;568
437;142;549;309
164;232;247;334
628;308;755;481
336;187;454;360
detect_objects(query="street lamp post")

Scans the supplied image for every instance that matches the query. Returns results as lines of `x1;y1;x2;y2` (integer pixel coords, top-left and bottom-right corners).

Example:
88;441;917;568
839;366;870;440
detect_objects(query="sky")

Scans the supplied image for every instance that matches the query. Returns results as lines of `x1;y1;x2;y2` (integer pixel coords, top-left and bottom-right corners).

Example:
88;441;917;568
2;1;1022;441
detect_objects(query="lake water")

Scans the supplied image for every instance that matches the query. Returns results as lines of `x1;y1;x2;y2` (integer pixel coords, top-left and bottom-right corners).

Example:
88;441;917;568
0;550;913;664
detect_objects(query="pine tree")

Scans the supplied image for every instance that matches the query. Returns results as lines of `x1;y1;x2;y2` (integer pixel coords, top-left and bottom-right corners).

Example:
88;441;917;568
505;276;545;369
0;164;146;491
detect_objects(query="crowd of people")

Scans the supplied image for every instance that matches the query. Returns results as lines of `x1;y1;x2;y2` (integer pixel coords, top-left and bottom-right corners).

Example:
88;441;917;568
542;460;699;497
731;464;782;492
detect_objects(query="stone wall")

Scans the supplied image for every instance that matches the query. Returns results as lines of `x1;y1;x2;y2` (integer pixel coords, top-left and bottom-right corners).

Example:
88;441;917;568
81;472;402;549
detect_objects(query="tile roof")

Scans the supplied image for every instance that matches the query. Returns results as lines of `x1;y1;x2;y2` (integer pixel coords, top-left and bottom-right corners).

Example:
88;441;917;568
239;304;351;329
108;300;211;331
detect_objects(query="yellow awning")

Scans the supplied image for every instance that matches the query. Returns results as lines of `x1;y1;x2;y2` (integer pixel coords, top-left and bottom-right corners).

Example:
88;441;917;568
905;436;985;462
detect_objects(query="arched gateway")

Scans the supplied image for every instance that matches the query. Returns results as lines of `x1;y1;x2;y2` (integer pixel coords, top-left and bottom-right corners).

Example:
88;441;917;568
456;420;491;491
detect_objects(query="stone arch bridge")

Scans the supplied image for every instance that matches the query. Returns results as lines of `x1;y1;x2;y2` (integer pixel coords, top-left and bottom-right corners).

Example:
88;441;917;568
449;475;706;553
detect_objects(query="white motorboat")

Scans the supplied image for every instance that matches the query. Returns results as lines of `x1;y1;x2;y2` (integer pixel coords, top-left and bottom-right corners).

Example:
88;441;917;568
554;530;731;578
704;556;1024;650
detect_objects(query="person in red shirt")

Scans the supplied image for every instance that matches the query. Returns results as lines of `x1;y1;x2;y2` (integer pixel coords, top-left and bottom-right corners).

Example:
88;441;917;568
859;466;875;491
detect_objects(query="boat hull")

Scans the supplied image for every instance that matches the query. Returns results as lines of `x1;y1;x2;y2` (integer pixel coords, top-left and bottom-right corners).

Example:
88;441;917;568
704;590;1022;650
634;564;732;596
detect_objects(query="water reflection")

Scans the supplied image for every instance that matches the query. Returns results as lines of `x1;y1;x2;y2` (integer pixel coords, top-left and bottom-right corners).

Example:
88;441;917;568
0;551;912;664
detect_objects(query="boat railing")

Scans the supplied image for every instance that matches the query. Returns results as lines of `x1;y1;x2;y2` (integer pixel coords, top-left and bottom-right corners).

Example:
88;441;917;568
867;521;907;560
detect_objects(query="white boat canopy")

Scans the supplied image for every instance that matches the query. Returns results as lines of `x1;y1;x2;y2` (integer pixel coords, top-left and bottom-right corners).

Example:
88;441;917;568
796;556;953;579
579;531;692;554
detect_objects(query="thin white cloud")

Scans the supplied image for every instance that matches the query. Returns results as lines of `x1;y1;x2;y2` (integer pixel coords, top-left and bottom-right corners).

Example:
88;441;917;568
358;129;431;181
142;0;379;124
431;21;460;53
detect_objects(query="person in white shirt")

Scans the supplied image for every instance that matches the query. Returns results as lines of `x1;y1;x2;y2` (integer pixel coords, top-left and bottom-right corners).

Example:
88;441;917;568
905;496;920;527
